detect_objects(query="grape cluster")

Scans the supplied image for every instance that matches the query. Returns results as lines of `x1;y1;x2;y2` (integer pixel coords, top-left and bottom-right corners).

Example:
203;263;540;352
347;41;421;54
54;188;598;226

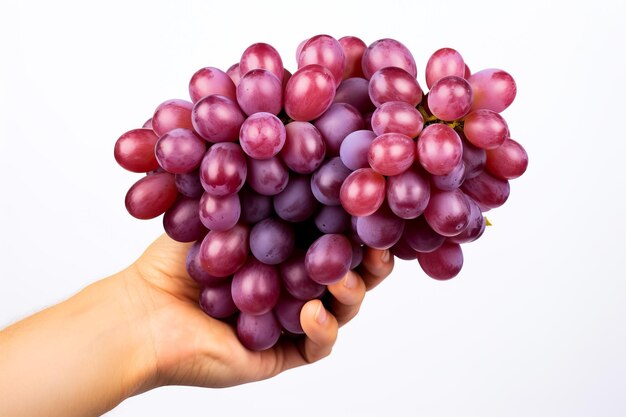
114;35;528;351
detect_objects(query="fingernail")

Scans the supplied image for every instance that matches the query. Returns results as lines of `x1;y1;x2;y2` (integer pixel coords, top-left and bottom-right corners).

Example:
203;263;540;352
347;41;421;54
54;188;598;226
344;272;357;289
315;302;328;325
381;250;390;263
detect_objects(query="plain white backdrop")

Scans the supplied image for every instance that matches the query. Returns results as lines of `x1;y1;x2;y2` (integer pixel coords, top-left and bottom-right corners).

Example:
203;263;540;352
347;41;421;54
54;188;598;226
1;0;625;416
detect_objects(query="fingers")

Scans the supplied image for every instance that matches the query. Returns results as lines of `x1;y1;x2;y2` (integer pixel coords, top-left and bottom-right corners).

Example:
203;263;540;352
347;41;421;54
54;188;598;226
297;299;339;364
325;270;367;327
358;248;394;291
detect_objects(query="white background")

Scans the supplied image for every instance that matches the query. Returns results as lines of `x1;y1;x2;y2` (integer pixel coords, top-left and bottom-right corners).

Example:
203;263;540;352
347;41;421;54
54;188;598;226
1;0;625;416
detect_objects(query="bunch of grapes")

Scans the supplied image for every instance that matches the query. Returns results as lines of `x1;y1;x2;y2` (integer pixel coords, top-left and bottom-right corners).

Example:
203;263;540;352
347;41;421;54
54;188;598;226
114;35;528;351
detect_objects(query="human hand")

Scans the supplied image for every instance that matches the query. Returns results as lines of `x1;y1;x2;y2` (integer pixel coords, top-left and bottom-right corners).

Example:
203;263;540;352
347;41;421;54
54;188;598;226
124;233;395;390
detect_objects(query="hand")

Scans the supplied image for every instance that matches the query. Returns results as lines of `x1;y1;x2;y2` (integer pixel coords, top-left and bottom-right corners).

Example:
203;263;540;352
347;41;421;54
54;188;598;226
125;233;394;389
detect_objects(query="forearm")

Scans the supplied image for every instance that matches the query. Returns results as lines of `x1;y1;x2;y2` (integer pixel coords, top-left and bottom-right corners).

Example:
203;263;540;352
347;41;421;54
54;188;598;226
0;271;156;417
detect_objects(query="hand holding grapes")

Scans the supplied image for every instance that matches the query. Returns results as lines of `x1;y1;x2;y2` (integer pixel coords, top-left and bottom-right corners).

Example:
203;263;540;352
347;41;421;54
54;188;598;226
0;234;393;417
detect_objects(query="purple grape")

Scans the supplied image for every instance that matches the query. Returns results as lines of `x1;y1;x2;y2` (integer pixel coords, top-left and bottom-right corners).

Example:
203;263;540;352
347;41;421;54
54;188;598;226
199;280;238;319
273;174;318;222
240;43;284;82
468;68;516;112
368;132;416;176
356;204;405;250
239;186;273;224
152;99;194;137
463;109;509;150
189;66;237;103
114;128;159;173
431;161;466;191
250;217;295;265
449;197;486;244
460;132;487;179
279;251;326;301
386;166;430;219
339;168;386;217
192;94;245;143
339;130;376;171
199;142;247;196
417;123;463;176
362;38;417;79
284;64;335;121
239;112;286;159
236;69;282;115
186;240;226;286
417;242;463;280
281;121;326;174
371;101;424;138
274;293;306;334
305;234;352;285
461;170;510;209
310;157;352;206
390;237;418;260
368;67;422;107
199;223;249;277
350;241;364;269
155;128;206;174
333;77;374;114
298;34;346;85
247;156;289;196
314;205;350;234
313;103;364;156
163;197;207;242
427;76;473;121
403;216;445;253
237;311;281;351
339;36;367;79
485;138;528;180
425;48;466;89
232;258;281;315
199;192;241;231
424;189;471;237
175;170;204;198
125;173;178;220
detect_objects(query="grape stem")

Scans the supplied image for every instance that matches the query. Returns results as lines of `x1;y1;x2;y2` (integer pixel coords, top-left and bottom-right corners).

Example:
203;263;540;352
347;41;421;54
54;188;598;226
417;105;464;129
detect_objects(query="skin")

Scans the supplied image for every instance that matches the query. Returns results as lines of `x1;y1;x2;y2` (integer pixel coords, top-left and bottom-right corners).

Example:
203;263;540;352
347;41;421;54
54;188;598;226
0;234;394;416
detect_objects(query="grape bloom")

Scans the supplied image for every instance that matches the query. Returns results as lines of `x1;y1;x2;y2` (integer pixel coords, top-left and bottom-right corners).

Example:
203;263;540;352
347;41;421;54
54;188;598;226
115;35;527;350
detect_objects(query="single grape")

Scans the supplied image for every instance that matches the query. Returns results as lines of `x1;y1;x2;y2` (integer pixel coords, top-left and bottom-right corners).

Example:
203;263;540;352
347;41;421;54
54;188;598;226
247;156;289;196
340;130;377;170
468;68;516;112
298;34;346;85
424;189;471;236
250;217;295;265
417;123;463;175
199;142;247;196
239;186;272;224
226;63;242;86
192;94;246;143
163;196;206;242
232;258;281;315
237;311;281;351
239;42;284;81
461;170;510;209
362;38;417;79
386;166;430;219
427;76;472;121
125;172;178;220
281;121;326;174
142;118;153;129
313;103;364;156
368;132;416;176
273;174;318;222
279;251;326;301
305;234;353;285
340;168;386;217
402;216;446;253
284;65;336;121
333;77;375;114
186;240;226;287
485;138;528;179
356;204;405;250
460;131;487;179
274;293;306;334
189;67;237;103
199;192;241;231
463;109;509;149
199;223;249;277
371;101;424;138
310;157;352;206
425;48;466;89
239;112;286;159
368;67;422;107
114;128;160;173
417;242;463;280
339;36;366;79
236;69;282;116
350;241;364;269
152;99;194;137
199;280;238;319
390;236;418;260
431;160;466;191
314;205;350;234
175;170;204;198
155;128;206;174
